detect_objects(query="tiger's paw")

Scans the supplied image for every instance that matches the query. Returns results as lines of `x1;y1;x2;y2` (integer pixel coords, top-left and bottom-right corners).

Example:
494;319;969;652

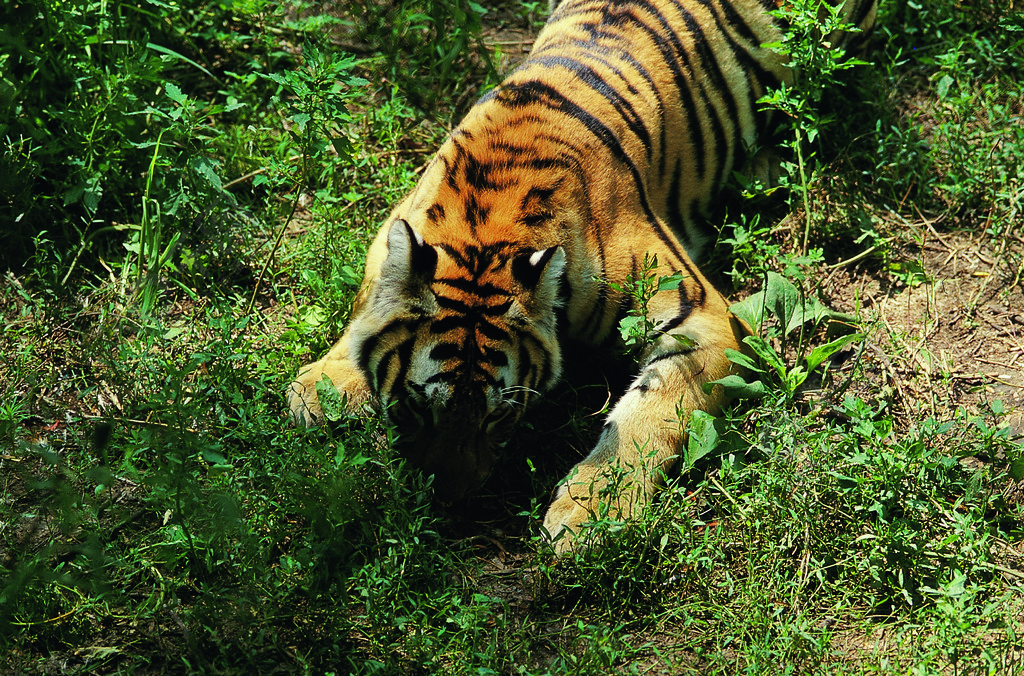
541;486;600;555
287;371;324;429
541;471;641;555
287;359;372;429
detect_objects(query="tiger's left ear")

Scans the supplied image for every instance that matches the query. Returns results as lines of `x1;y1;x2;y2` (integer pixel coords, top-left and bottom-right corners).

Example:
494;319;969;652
512;246;565;308
379;219;438;293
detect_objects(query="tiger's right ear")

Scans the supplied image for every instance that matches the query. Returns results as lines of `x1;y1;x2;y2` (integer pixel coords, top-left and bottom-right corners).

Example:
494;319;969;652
512;246;565;311
380;219;438;289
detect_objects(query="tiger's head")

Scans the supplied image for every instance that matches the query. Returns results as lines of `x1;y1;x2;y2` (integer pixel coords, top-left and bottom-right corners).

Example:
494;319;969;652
348;219;565;501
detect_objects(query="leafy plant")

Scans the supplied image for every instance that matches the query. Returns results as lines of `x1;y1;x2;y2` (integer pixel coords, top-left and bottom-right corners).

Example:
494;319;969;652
760;0;872;253
607;254;689;353
248;47;368;314
3;0;1024;673
713;272;864;403
339;0;497;120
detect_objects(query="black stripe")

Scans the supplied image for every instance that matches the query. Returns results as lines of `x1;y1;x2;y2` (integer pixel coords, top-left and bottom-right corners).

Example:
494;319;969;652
694;0;783;138
678;6;741;189
436;295;475;314
375;335;416;398
431;315;470;334
429;342;463;361
477;319;511;342
618;0;707;178
425;370;459;385
426;203;445;223
464;193;489;231
481;300;513;317
576;29;669;173
530;53;654;158
434;277;510;298
494;79;689;266
445;138;465;190
482;346;509;367
358;318;420;376
519;332;551;393
462;151;515;192
643;346;699;370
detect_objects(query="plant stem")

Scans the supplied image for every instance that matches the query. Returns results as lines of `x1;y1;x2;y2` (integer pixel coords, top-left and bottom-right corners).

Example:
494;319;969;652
795;125;812;256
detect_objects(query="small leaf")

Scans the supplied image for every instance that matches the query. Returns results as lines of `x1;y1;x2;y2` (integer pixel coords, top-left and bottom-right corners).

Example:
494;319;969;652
945;571;967;597
201;449;227;465
743;334;785;375
936;74;954;99
164;81;189;105
316;374;347;422
657;271;684;291
1009;458;1024;481
331;135;351;159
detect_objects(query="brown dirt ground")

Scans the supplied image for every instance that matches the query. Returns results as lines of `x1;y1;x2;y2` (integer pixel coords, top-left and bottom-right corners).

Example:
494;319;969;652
831;221;1024;438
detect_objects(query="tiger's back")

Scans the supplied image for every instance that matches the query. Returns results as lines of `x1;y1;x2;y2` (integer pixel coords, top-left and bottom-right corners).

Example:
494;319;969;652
289;0;877;552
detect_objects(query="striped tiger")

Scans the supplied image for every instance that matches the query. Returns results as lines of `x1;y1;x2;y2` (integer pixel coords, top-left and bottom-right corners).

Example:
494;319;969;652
288;0;877;552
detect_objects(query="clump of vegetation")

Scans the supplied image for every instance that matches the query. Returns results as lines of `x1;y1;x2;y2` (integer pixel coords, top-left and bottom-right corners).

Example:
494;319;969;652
2;0;1023;673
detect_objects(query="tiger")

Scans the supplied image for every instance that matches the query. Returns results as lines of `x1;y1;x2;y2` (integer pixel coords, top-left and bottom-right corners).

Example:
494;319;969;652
288;0;878;553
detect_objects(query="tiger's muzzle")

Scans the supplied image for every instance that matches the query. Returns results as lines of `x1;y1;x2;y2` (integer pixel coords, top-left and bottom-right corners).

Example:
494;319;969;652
394;398;503;502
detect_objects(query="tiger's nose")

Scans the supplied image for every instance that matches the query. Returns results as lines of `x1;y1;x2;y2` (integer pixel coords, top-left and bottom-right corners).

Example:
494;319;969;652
419;432;498;502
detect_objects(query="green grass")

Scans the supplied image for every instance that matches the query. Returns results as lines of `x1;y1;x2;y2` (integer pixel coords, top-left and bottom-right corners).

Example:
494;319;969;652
2;0;1024;673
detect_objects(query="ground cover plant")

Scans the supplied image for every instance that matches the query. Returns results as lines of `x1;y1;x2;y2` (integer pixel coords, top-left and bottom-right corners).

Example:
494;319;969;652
2;0;1023;673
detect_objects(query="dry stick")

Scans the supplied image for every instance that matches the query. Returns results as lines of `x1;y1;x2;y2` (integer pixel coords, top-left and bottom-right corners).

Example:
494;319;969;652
82;414;200;434
827;244;880;270
224;154;301;190
248;188;303;317
223;167;267;190
708;474;749;520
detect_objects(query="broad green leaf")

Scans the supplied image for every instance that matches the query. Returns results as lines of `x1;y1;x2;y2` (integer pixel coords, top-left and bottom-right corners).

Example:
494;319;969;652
804;332;865;372
784;294;835;336
765;271;800;337
703;374;767;400
723;347;763;373
730;292;768;333
685;410;719;467
743;334;785;375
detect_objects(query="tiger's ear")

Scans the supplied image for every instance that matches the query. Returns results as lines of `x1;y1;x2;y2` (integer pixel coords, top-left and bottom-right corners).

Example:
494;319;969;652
512;246;564;290
380;219;438;290
512;246;564;308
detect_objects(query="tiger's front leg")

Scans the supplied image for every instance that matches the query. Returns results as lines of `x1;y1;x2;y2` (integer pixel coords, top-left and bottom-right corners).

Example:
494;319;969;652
542;306;747;554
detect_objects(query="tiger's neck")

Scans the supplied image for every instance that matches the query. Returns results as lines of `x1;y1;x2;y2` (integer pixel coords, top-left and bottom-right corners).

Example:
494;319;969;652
395;104;590;255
